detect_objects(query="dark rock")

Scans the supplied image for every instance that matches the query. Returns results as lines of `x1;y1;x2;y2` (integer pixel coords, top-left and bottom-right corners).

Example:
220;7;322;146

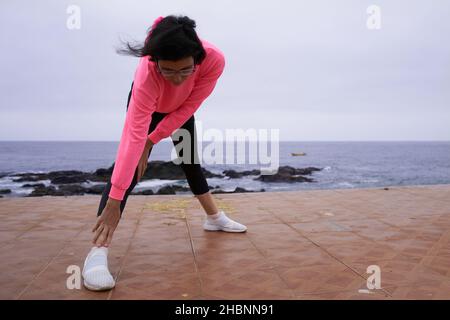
201;168;223;178
211;189;229;194
94;166;114;177
293;167;322;175
57;184;87;195
254;165;321;183
47;171;90;184
8;161;223;197
11;169;110;185
131;189;154;195
47;170;85;177
21;183;46;188
143;161;185;180
12;170;93;184
171;185;191;192
51;176;88;184
234;187;254;193
142;161;223;180
223;169;261;178
85;184;106;194
27;185;65;197
156;185;176;195
10;161;320;198
12;174;47;182
26;182;93;197
222;166;321;182
91;165;115;182
212;187;265;194
256;174;314;183
0;189;11;194
0;172;13;179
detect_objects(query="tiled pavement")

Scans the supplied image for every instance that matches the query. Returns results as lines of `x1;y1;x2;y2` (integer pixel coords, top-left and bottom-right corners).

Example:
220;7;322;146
1;184;450;300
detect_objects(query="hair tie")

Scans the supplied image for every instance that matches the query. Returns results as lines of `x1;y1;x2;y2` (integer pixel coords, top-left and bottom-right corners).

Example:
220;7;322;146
151;16;164;30
146;16;164;45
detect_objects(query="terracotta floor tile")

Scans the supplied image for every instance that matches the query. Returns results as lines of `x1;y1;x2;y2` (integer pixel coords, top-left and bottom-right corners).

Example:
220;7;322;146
111;271;200;300
195;248;269;273
192;236;255;253
261;245;339;268
200;269;294;298
295;289;390;300
276;263;365;295
1;186;450;299
119;252;197;274
388;282;450;299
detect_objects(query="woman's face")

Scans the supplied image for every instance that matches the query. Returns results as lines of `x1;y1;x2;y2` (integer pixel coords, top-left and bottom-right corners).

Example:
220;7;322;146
157;56;195;86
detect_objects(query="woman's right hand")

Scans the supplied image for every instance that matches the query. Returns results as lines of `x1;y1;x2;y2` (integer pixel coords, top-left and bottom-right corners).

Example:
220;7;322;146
92;199;121;247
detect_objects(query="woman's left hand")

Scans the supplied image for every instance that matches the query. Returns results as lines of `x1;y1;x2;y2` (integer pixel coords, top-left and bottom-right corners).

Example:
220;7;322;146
136;139;154;182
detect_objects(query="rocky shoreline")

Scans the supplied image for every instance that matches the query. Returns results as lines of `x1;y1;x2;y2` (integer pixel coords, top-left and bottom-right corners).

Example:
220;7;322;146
0;160;322;198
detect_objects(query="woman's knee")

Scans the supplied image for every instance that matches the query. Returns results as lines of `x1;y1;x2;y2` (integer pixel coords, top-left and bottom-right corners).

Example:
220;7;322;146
180;163;209;194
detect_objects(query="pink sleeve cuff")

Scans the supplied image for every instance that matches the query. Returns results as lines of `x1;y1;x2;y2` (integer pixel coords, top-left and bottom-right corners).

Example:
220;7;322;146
109;184;127;201
148;130;166;144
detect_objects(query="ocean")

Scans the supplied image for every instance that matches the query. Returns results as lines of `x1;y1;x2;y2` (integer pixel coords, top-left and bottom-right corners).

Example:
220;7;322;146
1;141;449;197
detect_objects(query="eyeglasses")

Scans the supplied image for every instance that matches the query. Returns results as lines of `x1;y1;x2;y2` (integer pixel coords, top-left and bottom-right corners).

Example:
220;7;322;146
156;61;196;77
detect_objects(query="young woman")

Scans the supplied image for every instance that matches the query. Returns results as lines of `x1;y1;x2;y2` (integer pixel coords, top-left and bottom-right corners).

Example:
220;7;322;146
82;15;247;291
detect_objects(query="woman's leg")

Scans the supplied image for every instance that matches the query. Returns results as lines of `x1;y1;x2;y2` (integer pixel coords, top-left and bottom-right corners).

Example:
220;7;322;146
170;115;247;232
196;192;220;215
170;115;219;215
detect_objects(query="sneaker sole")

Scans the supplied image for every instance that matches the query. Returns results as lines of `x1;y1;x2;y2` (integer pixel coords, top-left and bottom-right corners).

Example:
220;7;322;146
203;224;247;232
83;279;115;291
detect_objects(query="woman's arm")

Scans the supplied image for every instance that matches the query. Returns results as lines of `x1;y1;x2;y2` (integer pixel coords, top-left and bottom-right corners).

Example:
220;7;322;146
109;58;160;201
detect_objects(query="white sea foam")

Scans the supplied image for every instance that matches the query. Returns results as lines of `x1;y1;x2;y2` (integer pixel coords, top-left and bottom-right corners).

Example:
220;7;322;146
0;176;51;191
336;182;355;188
136;179;181;188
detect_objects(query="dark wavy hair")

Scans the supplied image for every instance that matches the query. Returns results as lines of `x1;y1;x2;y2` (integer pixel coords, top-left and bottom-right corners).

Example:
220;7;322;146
116;15;207;66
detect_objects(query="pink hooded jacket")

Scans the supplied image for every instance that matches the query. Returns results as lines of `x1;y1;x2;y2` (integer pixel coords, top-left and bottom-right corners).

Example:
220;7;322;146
108;38;225;200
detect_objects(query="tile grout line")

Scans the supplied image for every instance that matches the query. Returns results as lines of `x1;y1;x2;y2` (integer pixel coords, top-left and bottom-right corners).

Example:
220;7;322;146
263;205;393;298
184;202;204;299
195;187;448;298
217;198;298;298
333;186;450;211
319;195;450;295
244;233;297;299
106;205;146;300
14;222;90;300
5;188;449;299
397;188;450;205
294;189;450;281
0;210;69;250
227;197;379;298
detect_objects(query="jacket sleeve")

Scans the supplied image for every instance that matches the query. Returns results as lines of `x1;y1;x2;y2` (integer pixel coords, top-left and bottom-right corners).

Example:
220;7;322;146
148;53;225;144
109;58;159;201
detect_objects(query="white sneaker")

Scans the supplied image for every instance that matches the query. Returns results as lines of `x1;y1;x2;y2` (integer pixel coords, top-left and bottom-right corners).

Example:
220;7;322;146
82;246;116;291
203;210;247;233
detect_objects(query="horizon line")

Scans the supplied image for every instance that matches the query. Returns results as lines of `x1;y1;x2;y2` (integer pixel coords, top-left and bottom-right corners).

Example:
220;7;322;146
1;140;449;143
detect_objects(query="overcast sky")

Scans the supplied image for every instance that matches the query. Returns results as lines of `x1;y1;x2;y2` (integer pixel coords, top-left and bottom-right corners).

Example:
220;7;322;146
0;0;449;141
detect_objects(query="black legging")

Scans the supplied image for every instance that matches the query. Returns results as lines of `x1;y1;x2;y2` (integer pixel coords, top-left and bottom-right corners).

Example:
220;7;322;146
97;82;210;217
